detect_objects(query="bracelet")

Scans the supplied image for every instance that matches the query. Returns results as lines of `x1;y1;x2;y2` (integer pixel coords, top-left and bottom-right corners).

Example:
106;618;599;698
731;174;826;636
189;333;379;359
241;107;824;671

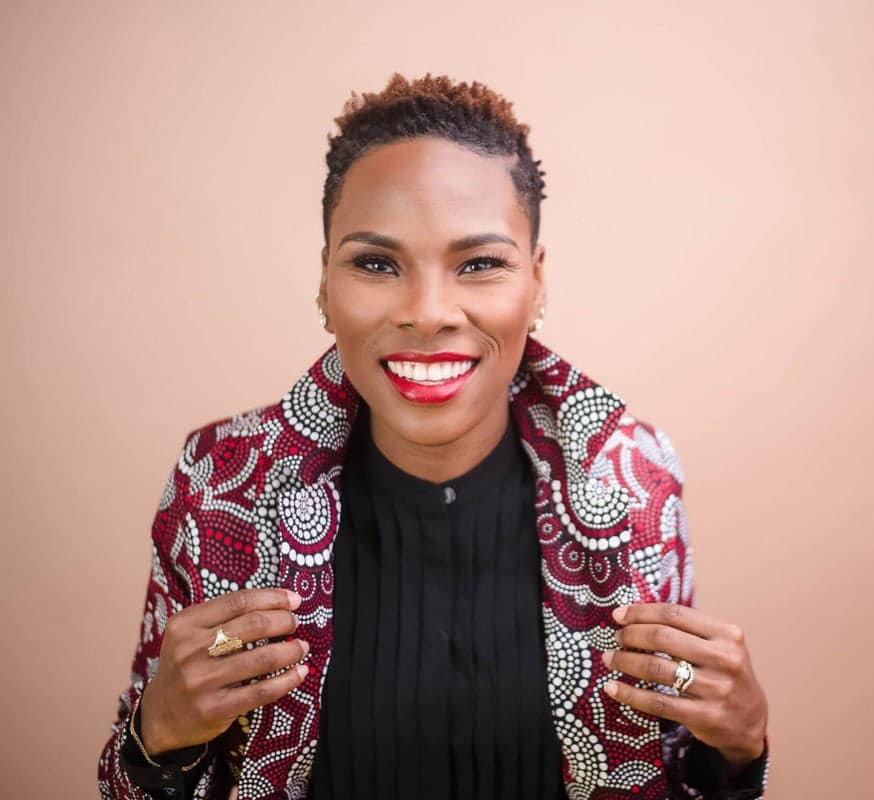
128;692;208;772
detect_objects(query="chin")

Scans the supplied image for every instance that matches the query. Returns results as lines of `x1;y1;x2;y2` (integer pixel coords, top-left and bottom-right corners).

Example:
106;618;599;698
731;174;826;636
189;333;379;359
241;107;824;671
379;395;477;444
354;379;485;448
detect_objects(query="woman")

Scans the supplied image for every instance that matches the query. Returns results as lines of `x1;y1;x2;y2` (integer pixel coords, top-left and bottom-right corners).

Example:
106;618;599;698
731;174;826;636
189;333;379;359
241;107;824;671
98;73;770;800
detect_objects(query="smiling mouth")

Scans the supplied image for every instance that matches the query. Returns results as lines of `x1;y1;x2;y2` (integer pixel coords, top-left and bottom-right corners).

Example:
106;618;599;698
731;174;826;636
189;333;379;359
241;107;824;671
380;358;479;384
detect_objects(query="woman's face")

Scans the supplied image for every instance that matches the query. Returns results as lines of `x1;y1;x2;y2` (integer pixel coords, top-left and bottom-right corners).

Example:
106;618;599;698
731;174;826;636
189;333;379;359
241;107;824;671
319;135;546;453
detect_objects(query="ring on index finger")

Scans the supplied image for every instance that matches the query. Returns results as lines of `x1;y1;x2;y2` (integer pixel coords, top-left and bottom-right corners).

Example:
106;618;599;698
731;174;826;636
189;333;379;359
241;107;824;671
207;625;244;658
672;659;695;694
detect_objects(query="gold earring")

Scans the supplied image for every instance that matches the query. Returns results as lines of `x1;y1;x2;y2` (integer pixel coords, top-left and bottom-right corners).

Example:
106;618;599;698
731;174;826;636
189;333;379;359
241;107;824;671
530;306;545;334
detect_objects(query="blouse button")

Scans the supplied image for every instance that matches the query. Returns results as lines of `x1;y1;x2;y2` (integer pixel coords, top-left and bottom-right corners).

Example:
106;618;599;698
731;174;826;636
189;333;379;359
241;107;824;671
443;486;456;504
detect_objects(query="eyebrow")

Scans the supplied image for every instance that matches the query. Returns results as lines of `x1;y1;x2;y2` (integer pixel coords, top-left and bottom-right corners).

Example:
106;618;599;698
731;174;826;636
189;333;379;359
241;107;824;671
337;230;518;253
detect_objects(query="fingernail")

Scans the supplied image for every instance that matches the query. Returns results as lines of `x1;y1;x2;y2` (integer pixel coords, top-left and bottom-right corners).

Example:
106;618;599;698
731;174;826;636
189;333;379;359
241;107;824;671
601;649;614;667
300;639;310;656
286;590;301;609
612;606;627;622
604;680;618;697
296;664;309;680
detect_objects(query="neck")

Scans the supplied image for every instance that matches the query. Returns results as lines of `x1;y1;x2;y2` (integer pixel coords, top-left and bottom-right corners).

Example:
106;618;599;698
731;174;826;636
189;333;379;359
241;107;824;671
367;403;511;484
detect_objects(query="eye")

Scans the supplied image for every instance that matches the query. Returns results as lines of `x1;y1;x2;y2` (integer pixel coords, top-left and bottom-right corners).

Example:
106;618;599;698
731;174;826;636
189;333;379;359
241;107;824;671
459;255;508;274
351;254;398;275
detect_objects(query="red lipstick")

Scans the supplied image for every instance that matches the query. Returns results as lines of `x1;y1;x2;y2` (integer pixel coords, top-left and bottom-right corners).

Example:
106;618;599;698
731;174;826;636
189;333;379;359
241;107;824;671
381;352;479;404
382;351;476;362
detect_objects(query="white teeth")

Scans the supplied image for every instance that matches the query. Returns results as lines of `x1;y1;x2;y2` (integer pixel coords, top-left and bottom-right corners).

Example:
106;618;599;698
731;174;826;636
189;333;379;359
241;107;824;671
385;359;476;383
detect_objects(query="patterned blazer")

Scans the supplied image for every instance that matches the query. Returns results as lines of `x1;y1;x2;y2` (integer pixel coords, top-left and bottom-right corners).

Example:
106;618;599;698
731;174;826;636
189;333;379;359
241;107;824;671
98;336;768;800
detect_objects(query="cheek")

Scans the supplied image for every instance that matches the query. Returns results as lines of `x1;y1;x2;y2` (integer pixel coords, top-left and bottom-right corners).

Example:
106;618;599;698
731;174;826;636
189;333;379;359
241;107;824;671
331;286;385;331
472;289;533;345
327;279;393;362
327;284;388;393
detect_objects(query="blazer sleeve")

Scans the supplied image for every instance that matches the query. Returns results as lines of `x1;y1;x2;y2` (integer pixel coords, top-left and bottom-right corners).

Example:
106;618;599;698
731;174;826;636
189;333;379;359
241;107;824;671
650;428;771;799
97;431;225;800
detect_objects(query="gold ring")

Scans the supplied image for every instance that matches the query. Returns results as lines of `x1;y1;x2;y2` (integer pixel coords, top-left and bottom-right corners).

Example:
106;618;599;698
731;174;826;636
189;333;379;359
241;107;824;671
208;625;244;658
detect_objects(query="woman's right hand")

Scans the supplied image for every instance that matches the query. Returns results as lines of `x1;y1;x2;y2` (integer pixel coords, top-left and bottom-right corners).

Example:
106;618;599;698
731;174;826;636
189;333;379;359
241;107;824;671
138;588;309;755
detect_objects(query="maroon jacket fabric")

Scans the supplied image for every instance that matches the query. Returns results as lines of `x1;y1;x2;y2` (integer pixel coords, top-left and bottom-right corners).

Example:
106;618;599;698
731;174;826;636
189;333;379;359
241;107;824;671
98;336;769;799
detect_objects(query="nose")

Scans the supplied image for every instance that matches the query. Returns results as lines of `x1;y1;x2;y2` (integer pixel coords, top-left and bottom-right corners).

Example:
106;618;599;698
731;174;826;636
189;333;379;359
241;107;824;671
394;270;465;335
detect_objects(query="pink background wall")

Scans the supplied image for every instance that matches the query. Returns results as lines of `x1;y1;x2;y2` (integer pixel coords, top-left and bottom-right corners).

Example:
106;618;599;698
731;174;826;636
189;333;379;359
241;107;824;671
3;2;872;797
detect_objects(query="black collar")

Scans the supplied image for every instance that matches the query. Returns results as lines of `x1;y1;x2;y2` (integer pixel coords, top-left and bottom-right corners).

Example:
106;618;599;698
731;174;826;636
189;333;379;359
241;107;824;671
348;403;522;512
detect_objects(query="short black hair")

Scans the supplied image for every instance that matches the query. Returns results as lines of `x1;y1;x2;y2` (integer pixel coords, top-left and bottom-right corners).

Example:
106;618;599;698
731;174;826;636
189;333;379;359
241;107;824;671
322;72;547;254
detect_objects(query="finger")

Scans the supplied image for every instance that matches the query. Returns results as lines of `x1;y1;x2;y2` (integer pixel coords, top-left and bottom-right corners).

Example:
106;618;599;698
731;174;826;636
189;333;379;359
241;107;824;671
196;588;301;628
603;650;712;698
213;609;299;647
213;639;310;689
617;623;715;666
217;660;310;719
613;603;721;639
603;679;695;725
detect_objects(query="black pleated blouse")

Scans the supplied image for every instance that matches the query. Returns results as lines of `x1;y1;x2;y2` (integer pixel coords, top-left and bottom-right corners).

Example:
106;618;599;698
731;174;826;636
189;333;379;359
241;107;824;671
309;404;567;800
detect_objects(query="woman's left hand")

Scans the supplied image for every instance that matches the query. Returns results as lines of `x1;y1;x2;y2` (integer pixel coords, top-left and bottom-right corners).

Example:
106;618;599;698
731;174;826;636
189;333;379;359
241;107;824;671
601;602;768;765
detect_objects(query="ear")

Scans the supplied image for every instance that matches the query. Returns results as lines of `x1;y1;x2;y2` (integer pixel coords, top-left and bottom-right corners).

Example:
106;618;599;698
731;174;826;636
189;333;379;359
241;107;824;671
530;242;547;324
318;245;334;334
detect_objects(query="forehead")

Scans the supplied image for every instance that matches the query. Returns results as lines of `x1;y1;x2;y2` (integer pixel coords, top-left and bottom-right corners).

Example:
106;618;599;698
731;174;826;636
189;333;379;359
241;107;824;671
330;136;528;250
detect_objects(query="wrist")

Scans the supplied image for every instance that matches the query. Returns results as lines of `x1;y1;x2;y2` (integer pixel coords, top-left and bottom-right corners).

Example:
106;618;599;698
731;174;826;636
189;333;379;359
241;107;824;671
138;683;174;756
130;690;208;772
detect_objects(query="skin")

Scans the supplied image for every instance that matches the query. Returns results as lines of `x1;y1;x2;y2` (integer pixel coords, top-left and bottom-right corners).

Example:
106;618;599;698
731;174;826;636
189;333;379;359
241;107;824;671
141;135;768;780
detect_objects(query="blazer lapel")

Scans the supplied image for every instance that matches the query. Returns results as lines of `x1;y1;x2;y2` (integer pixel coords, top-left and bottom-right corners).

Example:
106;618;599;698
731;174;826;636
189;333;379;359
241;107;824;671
511;337;666;798
237;345;361;800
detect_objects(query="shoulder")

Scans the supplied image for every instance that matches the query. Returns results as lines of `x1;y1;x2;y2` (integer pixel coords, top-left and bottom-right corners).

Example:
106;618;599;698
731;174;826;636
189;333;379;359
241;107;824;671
172;401;281;472
157;399;285;524
185;401;280;450
598;411;685;488
581;410;687;525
